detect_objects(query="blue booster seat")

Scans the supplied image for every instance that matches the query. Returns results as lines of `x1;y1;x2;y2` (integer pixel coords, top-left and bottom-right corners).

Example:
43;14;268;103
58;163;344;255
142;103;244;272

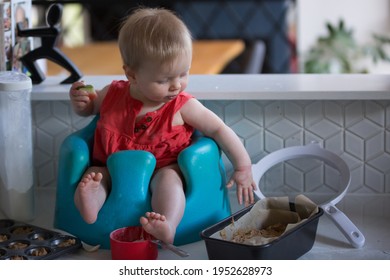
54;116;231;248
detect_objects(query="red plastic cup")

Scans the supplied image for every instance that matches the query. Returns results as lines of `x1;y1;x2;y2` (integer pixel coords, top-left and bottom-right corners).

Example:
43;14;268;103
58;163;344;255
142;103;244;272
110;226;158;260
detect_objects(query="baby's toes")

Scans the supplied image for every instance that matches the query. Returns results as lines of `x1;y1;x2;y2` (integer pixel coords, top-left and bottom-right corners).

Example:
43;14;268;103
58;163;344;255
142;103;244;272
159;214;166;222
93;172;103;182
145;212;154;219
150;212;160;220
80;177;90;184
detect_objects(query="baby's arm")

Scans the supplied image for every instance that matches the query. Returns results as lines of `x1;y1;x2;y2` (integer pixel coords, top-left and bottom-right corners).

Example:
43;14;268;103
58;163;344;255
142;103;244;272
69;81;108;116
181;99;256;206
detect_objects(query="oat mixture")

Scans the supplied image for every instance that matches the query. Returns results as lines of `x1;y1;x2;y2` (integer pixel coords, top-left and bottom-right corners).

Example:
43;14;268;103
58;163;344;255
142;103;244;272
8;242;29;249
29;247;48;256
0;234;8;242
57;238;76;247
220;223;287;243
12;226;33;234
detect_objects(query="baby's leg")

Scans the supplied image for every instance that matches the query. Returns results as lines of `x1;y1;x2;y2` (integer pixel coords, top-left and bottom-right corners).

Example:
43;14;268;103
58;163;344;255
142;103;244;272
74;166;110;224
140;164;185;244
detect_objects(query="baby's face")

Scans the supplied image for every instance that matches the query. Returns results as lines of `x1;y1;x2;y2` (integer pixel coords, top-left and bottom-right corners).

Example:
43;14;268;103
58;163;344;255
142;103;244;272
133;53;192;104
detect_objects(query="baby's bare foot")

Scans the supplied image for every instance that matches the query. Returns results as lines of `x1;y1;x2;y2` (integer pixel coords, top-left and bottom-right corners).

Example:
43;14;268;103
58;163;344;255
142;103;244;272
140;212;175;244
74;172;104;224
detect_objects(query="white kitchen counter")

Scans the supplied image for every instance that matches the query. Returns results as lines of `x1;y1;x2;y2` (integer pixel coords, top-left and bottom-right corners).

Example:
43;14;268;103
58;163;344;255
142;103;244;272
2;189;388;260
31;74;390;100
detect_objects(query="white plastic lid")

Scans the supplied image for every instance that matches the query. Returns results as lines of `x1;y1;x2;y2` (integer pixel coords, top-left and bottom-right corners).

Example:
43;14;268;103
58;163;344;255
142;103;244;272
0;71;32;91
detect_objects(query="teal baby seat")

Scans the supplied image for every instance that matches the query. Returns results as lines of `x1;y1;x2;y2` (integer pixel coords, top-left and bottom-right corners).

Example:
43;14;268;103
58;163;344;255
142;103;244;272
54;116;231;249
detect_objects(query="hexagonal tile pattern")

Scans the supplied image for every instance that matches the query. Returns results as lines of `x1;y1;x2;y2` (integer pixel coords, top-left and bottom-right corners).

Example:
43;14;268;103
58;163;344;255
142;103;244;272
30;100;390;198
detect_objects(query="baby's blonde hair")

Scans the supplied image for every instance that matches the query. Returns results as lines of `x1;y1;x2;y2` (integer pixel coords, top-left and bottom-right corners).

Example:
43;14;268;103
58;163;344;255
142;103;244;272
118;7;192;70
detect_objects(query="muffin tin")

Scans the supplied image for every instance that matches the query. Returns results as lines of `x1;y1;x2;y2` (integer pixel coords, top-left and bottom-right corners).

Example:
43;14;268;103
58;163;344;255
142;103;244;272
0;219;82;260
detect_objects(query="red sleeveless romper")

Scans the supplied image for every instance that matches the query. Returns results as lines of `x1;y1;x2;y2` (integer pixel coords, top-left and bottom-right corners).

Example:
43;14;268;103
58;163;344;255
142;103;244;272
92;80;194;169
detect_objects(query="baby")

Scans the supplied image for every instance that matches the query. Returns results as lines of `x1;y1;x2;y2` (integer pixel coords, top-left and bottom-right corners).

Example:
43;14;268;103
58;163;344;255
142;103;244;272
69;7;256;244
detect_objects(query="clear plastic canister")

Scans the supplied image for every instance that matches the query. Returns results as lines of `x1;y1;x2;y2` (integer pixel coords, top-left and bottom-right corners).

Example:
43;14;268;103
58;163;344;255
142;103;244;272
0;71;34;221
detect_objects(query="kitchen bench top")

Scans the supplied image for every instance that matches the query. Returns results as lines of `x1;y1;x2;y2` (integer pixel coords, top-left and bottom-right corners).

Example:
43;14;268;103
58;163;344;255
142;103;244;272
2;189;388;260
31;74;390;101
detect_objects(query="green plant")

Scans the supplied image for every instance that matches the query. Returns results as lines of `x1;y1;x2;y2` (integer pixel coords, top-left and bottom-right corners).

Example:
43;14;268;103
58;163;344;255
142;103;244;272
304;19;390;73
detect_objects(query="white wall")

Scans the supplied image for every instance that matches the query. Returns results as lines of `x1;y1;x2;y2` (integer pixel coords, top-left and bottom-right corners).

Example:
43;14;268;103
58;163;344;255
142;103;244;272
296;0;390;73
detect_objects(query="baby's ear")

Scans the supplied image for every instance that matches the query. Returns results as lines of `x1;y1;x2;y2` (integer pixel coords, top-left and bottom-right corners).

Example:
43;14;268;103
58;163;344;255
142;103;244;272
123;65;136;83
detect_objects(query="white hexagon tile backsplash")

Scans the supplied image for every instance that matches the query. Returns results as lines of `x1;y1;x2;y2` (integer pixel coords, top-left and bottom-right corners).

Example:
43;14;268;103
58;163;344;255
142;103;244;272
31;100;390;196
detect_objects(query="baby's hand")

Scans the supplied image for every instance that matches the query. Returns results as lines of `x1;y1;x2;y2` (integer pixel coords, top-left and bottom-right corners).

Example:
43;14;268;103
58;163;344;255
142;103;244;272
76;84;97;100
226;166;256;207
69;82;96;112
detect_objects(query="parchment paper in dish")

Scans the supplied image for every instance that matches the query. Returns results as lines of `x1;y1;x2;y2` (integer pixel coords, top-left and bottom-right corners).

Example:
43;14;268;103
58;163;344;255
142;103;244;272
211;195;319;246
